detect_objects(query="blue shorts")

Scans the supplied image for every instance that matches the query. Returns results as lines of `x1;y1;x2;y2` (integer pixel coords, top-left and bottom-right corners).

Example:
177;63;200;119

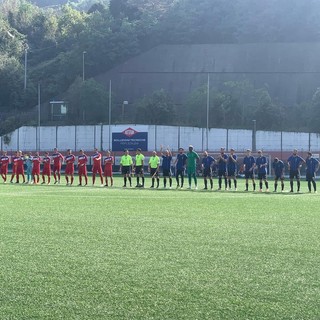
306;172;315;181
289;170;300;179
218;170;226;177
245;171;254;179
203;168;212;177
258;173;267;180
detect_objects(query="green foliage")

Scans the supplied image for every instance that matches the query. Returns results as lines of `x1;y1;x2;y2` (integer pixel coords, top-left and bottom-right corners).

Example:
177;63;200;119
2;0;320;132
185;80;284;130
134;89;176;125
66;77;109;124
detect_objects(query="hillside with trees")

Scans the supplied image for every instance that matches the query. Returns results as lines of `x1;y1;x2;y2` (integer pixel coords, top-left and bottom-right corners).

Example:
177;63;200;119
1;0;320;134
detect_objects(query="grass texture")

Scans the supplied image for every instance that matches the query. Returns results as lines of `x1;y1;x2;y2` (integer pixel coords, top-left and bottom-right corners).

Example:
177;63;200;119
0;178;320;319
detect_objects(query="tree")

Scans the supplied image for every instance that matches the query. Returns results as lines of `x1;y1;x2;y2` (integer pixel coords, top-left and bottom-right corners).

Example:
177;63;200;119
65;77;109;124
134;89;176;125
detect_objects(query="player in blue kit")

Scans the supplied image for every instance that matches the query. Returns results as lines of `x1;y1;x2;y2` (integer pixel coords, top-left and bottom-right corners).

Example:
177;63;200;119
272;157;285;192
217;147;228;190
160;145;173;188
174;147;187;188
256;150;269;192
201;151;215;190
287;149;305;192
243;149;256;191
305;152;319;193
227;148;237;191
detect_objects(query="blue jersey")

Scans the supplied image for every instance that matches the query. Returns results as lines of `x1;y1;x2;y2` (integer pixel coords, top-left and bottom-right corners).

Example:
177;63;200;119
243;156;255;172
162;155;172;171
306;157;319;174
202;156;215;169
25;157;33;170
217;154;228;171
227;154;237;172
176;153;187;170
288;155;304;171
256;156;268;174
273;160;284;176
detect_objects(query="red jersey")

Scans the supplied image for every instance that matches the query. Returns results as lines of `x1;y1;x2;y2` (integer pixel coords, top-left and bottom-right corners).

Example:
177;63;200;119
65;154;75;175
42;156;51;175
0;156;9;174
92;152;102;168
17;157;24;169
0;156;10;168
104;156;113;170
65;154;75;164
12;156;19;174
78;154;88;175
43;156;51;170
104;156;113;177
32;156;41;175
16;156;24;174
78;154;88;167
52;152;64;166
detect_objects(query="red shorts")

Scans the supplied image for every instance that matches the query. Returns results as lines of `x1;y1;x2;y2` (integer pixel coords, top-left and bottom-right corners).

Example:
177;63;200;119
104;168;113;177
16;167;24;175
92;166;102;175
78;166;87;176
32;168;40;175
0;166;8;174
53;165;61;173
42;168;51;176
12;166;17;174
65;164;74;175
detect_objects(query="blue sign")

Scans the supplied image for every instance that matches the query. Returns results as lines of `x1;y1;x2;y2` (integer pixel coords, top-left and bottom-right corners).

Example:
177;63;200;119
112;128;148;151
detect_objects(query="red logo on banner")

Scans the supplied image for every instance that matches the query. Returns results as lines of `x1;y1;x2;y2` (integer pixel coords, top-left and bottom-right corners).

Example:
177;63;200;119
122;127;138;137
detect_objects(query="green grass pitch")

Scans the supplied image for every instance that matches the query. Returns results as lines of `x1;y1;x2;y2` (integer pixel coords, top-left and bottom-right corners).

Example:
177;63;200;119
1;177;320;319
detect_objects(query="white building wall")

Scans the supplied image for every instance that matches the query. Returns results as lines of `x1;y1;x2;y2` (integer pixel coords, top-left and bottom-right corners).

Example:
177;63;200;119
256;131;282;151
179;126;202;150
310;133;320;151
208;128;227;150
40;127;56;151
75;125;94;151
282;132;309;152
2;124;320;153
19;126;37;151
57;126;76;150
227;129;252;151
3;130;19;151
155;125;179;150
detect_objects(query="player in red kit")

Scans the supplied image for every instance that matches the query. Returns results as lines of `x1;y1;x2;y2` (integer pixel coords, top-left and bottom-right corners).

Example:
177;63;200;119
78;149;88;186
42;152;51;184
0;151;10;183
10;151;19;183
52;147;64;184
104;150;114;187
32;151;41;184
92;148;104;186
65;149;75;186
16;150;25;183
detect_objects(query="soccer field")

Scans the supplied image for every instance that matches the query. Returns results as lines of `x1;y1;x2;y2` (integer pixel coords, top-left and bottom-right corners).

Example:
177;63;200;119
1;178;320;319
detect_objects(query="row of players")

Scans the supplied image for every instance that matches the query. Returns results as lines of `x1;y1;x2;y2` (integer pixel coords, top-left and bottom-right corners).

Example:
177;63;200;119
0;146;319;192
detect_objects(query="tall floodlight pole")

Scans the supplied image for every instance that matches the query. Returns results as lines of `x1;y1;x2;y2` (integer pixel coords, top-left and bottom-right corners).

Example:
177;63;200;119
82;51;87;82
38;82;41;151
206;73;210;150
252;119;257;152
24;43;29;91
109;80;112;150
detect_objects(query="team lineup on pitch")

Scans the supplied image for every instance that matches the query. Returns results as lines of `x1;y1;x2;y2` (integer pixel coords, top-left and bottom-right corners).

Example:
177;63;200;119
0;145;319;193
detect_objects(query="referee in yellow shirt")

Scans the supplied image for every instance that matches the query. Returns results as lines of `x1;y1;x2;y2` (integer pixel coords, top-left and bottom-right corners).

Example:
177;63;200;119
135;148;145;188
120;149;133;187
148;151;160;188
